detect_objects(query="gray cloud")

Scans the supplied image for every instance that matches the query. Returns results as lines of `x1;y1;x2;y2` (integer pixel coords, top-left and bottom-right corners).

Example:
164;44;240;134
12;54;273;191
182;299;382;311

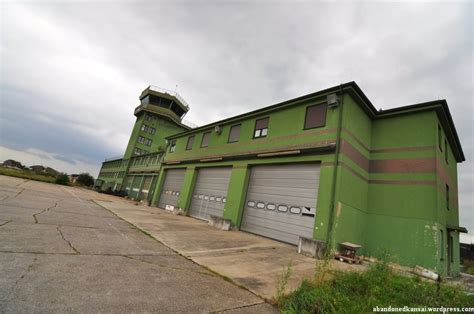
1;1;472;231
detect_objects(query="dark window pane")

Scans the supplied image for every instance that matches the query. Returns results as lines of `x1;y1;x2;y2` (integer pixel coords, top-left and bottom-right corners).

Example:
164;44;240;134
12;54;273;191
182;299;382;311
186;135;194;150
201;132;211;147
255;117;269;130
228;124;241;143
305;104;327;129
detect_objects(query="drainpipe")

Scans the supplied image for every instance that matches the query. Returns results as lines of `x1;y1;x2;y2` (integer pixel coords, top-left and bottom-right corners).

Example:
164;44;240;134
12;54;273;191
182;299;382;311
326;85;345;253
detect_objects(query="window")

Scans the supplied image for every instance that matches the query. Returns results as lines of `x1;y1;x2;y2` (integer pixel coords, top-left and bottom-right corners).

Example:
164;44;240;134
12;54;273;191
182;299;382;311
304;104;327;129
446;184;450;210
438;125;443;151
228;124;241;143
145;138;152;146
145;114;152;122
201;132;211;147
138;136;145;144
186;135;195;150
150;127;156;135
134;147;142;156
169;140;176;153
254;117;269;138
444;139;448;164
141;125;147;132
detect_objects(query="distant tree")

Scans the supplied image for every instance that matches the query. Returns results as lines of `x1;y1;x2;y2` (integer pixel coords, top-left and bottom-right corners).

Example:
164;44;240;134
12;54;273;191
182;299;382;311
55;174;70;185
76;173;94;187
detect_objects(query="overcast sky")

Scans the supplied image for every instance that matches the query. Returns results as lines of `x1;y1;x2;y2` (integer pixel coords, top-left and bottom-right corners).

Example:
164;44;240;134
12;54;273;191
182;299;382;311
1;1;472;231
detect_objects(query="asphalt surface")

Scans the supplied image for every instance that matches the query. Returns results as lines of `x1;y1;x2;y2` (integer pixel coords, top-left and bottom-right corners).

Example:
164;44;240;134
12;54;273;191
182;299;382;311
0;175;276;313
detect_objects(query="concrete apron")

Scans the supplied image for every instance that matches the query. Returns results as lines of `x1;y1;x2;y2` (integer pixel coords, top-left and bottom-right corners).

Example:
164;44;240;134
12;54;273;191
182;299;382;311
94;199;364;301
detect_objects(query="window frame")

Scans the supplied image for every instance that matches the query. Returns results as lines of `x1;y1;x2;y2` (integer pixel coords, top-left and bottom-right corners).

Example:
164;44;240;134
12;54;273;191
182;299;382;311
228;124;241;143
304;103;328;130
201;131;211;148
253;117;269;139
186;135;195;150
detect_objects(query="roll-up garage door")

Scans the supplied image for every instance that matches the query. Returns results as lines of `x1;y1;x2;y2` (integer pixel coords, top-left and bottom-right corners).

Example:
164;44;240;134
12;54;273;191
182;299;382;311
139;176;153;200
241;163;320;245
158;169;186;210
188;167;231;221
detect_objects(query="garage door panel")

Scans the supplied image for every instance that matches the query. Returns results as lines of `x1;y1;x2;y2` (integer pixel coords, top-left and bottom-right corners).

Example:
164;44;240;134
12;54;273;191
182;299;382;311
243;208;315;229
241;163;320;245
158;169;186;210
189;167;231;221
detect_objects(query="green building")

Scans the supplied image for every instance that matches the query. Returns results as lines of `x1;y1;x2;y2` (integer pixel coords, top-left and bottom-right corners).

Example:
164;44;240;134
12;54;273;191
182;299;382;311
96;82;466;277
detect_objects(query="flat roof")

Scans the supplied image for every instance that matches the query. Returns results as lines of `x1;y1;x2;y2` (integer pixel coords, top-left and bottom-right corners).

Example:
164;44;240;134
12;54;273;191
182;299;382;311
166;82;465;162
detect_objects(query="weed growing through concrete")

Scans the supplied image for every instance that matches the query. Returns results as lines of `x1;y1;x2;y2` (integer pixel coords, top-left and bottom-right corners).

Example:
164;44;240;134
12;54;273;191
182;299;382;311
276;260;293;304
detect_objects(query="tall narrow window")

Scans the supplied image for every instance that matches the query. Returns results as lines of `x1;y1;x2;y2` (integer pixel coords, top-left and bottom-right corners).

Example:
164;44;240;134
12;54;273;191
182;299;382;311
228;124;241;143
201;132;211;148
444;139;448;164
186;135;195;150
438;125;443;151
449;235;454;263
304;104;328;129
254;117;269;138
446;184;450;210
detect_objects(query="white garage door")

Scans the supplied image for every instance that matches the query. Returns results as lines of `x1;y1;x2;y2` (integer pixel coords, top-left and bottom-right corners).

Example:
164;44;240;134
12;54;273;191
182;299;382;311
188;167;232;221
158;169;186;211
241;163;320;245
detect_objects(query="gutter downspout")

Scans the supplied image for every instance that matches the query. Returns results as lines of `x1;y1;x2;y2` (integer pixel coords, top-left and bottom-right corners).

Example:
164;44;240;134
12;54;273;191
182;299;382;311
326;85;345;254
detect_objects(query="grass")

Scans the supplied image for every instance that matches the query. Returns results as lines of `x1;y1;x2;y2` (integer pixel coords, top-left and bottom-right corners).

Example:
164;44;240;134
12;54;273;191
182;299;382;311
0;167;56;183
462;260;474;275
279;262;474;313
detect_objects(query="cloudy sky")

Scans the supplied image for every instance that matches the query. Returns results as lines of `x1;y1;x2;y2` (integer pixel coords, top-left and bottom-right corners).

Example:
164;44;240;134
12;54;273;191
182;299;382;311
1;1;472;230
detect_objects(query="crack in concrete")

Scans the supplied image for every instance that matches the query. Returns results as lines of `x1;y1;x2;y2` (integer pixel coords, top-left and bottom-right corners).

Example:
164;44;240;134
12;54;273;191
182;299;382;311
210;301;269;313
37;222;97;229
123;255;215;277
0;188;25;202
56;226;80;254
0;250;173;257
0;220;12;227
33;201;59;223
2;256;37;301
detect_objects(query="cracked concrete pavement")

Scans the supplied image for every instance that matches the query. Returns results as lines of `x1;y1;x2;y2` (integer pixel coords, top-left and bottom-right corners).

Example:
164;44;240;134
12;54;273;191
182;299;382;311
0;175;277;313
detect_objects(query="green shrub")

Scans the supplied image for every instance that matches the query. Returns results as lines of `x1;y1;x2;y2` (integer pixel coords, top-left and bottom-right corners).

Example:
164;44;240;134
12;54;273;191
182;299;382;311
76;173;94;186
55;174;70;185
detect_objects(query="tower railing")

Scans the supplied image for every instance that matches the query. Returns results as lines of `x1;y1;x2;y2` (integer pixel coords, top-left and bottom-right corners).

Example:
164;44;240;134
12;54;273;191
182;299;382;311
148;85;190;110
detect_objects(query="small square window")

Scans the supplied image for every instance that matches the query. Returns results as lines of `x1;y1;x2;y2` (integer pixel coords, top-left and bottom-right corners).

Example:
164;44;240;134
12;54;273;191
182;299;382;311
150;127;156;135
186;135;195;150
228;124;241;143
254;117;269;138
201;132;211;147
304;104;327;129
